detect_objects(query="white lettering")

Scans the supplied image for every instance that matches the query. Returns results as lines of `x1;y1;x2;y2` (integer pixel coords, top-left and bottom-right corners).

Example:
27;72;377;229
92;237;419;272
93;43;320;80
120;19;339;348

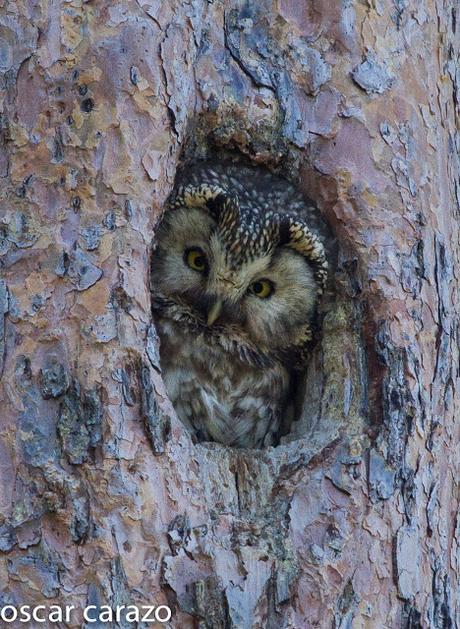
49;606;63;622
65;605;76;622
1;603;172;624
155;605;172;623
141;605;156;622
32;606;47;623
115;605;126;622
1;606;17;622
19;606;31;622
99;606;113;622
125;606;140;622
83;605;98;622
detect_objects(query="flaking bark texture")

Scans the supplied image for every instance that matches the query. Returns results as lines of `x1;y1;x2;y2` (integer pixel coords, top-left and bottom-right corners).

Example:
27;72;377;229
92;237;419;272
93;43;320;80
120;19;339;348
0;0;459;627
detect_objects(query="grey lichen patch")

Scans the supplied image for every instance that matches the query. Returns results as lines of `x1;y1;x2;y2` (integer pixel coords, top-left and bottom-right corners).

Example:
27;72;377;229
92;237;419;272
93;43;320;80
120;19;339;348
146;324;161;372
167;514;208;556
112;364;136;406
139;362;168;455
0;522;17;552
184;576;231;629
0;226;10;255
70;491;90;544
84;388;103;448
231;5;334;99
86;304;118;343
58;387;90;465
103;210;117;231
368;449;396;501
429;560;454;627
351;52;394;94
375;324;410;466
19;401;58;467
109;557;132;626
58;383;102;464
56;247;103;291
334;579;360;628
81;224;103;251
3;211;40;249
68;248;103;291
0;20;37;76
51;126;64;163
272;555;299;608
326;445;362;495
287;39;332;96
40;357;70;399
7;540;62;599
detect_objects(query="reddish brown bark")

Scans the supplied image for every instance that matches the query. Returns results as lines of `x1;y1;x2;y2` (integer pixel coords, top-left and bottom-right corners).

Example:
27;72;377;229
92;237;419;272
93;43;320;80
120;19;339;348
0;1;458;627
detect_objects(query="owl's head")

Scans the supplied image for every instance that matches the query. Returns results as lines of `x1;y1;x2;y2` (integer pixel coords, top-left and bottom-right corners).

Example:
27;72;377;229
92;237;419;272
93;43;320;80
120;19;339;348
151;183;327;361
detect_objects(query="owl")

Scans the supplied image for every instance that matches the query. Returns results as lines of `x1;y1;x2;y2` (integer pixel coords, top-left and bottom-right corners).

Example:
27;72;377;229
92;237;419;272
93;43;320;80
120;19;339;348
150;162;327;449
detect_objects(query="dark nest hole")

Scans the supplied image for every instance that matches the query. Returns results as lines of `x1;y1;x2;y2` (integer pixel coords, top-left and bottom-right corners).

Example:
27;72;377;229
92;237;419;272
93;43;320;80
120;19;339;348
149;148;363;452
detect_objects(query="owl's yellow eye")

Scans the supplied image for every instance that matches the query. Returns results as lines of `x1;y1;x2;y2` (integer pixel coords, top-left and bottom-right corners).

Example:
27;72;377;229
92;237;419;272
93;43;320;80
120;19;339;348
185;248;208;273
250;279;274;299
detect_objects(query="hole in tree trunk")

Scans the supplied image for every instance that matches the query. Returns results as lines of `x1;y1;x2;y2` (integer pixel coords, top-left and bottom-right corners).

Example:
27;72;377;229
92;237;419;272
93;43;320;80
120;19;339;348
150;145;364;454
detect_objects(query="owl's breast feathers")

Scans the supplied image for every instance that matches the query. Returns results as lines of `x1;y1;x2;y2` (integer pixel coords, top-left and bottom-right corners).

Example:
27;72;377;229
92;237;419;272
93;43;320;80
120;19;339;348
156;316;289;448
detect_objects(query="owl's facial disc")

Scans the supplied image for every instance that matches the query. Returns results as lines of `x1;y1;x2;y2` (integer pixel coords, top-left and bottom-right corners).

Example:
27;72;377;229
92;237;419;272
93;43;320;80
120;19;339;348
152;204;318;351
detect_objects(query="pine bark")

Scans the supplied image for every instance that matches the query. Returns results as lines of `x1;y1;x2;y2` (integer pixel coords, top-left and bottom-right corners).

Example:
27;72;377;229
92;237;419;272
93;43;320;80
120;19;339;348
0;1;459;627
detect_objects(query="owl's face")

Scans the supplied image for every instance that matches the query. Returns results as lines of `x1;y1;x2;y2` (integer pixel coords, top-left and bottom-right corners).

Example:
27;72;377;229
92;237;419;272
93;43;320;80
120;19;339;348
151;202;318;354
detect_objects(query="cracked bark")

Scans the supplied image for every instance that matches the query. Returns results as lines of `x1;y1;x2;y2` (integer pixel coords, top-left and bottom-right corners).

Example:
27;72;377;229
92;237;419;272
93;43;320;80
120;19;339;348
0;1;459;628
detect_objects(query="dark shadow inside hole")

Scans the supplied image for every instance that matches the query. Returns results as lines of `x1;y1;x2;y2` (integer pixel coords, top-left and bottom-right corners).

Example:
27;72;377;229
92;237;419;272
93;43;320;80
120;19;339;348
150;154;337;449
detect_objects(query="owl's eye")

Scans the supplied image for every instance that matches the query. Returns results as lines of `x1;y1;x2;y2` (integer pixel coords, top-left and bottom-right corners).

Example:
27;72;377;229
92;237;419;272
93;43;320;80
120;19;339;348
250;279;274;299
184;248;208;273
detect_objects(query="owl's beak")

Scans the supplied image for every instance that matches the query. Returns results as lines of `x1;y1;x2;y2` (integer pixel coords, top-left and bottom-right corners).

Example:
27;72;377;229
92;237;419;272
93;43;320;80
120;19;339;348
207;299;223;326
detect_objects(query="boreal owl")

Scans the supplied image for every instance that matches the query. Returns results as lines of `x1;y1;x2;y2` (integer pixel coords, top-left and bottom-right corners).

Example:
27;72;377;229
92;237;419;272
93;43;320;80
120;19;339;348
150;162;327;449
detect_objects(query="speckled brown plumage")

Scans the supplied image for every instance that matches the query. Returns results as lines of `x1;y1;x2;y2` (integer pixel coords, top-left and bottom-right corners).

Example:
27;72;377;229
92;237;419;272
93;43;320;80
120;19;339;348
151;161;327;448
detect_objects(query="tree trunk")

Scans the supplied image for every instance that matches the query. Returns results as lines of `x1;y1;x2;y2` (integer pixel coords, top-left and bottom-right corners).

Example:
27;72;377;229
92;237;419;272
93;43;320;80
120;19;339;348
0;1;458;627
